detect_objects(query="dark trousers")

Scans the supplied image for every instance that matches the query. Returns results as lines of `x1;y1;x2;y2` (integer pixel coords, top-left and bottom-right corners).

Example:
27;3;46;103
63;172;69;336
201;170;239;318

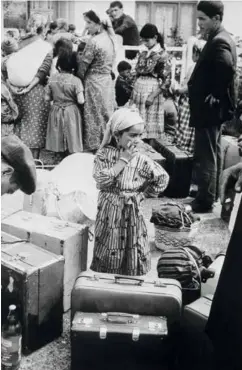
194;125;222;205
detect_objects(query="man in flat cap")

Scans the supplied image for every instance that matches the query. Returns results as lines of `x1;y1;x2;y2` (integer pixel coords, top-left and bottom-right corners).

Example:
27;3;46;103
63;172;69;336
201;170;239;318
188;1;237;212
1;135;36;196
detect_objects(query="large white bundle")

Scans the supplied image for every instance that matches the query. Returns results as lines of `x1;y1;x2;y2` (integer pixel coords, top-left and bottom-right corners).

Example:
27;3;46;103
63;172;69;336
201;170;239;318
7;39;52;87
47;153;98;223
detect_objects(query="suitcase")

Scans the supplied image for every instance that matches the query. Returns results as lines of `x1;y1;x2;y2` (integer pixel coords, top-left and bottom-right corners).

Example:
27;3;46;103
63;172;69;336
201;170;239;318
137;141;166;168
1;232;64;353
153;139;193;198
2;210;89;312
183;294;213;332
71;311;168;370
71;272;182;325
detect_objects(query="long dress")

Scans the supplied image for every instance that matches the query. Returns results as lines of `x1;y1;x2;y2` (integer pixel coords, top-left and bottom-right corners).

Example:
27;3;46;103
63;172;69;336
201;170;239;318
130;44;171;139
77;31;115;151
45;72;83;153
14;51;52;149
175;64;195;155
90;146;169;276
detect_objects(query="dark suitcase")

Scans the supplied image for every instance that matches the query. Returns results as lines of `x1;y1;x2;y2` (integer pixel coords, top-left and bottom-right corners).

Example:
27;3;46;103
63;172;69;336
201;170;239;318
71;311;168;370
183;294;213;332
137;141;166;168
71;272;182;325
153;139;193;197
1;232;64;353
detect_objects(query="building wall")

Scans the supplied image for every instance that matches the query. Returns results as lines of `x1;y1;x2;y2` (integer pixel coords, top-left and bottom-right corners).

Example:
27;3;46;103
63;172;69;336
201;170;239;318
223;1;242;37
62;0;135;32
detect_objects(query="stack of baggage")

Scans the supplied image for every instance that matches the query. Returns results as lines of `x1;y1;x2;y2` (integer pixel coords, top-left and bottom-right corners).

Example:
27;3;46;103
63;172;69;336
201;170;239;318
1;209;89;353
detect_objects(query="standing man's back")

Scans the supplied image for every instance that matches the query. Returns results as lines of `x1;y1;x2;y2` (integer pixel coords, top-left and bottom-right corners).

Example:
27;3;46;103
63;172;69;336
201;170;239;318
187;1;237;213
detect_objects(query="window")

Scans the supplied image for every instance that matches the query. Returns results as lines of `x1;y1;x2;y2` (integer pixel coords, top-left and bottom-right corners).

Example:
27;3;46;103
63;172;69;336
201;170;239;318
135;1;197;45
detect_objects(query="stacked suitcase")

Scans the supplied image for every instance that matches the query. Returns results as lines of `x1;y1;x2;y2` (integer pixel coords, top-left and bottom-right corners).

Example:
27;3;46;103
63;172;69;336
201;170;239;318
1;210;89;353
153;139;193;198
70;272;182;370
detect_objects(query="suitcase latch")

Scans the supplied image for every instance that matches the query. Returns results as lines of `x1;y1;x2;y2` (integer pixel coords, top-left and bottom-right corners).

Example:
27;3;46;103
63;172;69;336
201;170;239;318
99;326;107;340
132;327;140;341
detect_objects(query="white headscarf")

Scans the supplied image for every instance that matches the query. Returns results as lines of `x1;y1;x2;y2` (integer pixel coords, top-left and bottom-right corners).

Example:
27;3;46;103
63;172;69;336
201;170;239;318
100;106;144;148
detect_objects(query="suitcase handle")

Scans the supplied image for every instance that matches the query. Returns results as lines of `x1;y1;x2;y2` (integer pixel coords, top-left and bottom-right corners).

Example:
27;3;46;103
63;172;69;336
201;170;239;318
104;312;137;324
114;275;144;286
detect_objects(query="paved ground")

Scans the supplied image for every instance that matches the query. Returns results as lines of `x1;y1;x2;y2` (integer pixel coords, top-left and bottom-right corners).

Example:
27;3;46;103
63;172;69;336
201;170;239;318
2;189;231;370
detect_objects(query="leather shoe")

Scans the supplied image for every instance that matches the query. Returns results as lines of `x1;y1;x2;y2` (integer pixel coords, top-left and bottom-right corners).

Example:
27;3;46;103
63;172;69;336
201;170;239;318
191;200;213;213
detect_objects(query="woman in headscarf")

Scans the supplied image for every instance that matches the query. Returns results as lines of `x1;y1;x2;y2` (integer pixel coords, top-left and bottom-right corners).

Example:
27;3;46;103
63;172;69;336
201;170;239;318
129;23;172;146
6;24;53;159
76;10;116;153
91;107;169;275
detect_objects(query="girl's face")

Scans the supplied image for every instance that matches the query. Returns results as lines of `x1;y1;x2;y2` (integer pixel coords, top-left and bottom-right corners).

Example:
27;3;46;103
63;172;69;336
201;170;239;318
84;16;100;35
117;123;144;150
141;36;157;50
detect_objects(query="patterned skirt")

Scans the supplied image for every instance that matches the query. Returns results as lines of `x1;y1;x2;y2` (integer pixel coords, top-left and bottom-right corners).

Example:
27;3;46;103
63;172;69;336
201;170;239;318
130;76;165;139
14;84;50;149
175;96;195;155
83;73;115;151
90;191;151;276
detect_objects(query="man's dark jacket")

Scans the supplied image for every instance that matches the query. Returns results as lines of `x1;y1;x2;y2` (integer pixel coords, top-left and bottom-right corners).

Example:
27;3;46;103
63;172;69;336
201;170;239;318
188;26;237;128
112;14;139;46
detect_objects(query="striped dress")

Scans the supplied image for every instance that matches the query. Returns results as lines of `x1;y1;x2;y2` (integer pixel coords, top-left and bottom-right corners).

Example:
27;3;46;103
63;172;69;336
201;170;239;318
90;146;169;276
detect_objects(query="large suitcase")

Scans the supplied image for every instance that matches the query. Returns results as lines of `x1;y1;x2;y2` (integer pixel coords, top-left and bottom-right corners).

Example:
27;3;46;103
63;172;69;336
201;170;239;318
153;139;193;198
71;311;168;370
2;210;89;311
183;294;213;332
71;272;182;325
1;232;64;353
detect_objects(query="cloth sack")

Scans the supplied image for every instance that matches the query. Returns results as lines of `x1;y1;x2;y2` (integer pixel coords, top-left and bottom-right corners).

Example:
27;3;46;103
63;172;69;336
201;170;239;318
23;153;98;226
150;202;199;251
7;39;52;87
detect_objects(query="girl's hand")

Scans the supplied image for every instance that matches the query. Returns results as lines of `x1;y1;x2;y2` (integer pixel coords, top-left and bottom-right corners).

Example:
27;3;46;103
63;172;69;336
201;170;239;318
121;142;139;161
145;93;155;108
15;87;30;95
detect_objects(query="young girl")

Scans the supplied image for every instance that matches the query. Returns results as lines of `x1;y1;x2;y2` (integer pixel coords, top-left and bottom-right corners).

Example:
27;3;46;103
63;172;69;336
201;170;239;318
129;23;171;146
91;107;169;276
45;48;84;155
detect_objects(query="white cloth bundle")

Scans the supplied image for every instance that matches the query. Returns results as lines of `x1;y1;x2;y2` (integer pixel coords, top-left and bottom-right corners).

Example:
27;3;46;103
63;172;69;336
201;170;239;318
7;39;52;87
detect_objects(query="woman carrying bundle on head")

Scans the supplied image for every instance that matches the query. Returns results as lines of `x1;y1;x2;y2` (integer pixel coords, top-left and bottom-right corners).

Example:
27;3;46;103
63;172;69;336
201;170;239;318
90;107;169;276
45;47;84;157
129;23;172;146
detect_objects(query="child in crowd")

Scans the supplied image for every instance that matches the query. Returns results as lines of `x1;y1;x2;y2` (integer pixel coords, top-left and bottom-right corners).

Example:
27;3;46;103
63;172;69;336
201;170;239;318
115;61;134;107
45;48;84;156
90;107;169;276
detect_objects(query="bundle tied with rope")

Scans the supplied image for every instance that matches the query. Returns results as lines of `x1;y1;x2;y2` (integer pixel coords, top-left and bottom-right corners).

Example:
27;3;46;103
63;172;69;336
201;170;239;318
150;202;200;251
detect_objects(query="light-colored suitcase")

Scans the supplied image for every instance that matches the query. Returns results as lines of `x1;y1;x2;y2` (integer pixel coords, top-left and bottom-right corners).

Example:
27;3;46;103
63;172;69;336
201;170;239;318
2;211;89;311
183;294;213;332
71;271;182;325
